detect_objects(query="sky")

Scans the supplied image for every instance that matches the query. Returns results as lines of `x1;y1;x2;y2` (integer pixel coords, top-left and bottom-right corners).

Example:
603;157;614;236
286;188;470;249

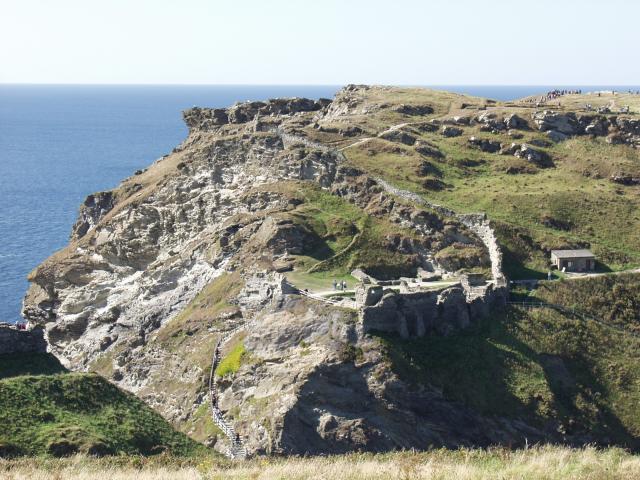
1;0;638;85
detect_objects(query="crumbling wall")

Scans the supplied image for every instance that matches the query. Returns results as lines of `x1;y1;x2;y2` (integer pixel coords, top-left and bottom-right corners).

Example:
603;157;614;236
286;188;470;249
0;325;47;355
360;283;507;338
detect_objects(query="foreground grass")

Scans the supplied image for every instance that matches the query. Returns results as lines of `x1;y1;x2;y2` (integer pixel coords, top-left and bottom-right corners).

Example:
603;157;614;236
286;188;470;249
1;447;639;479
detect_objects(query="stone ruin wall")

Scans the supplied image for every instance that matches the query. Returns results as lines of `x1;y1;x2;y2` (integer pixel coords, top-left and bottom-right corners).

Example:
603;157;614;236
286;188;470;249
357;182;509;338
0;325;47;355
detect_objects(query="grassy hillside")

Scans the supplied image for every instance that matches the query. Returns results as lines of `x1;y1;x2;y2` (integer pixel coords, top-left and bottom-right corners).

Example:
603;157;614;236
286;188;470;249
0;354;206;457
306;87;640;278
377;273;640;449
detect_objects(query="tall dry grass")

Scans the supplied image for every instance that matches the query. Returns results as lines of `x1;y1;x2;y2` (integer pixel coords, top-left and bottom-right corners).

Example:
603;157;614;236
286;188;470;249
1;446;639;480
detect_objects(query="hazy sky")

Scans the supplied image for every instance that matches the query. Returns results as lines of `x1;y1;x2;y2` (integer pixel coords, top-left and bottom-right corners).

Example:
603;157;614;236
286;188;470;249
1;0;638;85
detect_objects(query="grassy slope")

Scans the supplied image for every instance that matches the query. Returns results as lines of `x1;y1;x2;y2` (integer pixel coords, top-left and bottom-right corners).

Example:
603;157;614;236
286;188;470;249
376;273;640;448
252;181;426;289
0;354;205;457
321;87;640;278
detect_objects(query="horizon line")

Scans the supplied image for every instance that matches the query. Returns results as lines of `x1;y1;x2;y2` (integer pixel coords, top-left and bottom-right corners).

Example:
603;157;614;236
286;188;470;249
2;83;640;87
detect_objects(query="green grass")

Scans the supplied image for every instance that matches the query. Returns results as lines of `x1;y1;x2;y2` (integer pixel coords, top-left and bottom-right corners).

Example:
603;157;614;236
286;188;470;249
375;273;640;449
215;342;246;377
278;181;425;282
0;365;206;457
330;87;640;279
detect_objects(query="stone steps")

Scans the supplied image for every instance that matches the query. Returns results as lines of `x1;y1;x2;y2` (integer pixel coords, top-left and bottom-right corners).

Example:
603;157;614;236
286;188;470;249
208;323;251;460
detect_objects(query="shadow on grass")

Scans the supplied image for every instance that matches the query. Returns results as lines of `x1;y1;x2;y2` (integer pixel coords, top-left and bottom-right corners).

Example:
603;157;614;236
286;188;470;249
0;353;67;380
373;308;639;450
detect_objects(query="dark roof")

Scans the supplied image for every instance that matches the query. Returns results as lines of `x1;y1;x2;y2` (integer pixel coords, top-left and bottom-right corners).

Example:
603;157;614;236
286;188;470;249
551;249;595;258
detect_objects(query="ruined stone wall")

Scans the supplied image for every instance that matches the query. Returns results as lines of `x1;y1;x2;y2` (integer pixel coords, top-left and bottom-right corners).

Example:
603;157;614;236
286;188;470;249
360;283;507;338
0;325;47;355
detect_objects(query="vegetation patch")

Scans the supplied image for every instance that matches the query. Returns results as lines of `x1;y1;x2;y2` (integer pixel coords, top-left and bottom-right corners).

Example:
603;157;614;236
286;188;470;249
215;342;246;377
0;369;205;457
375;274;640;448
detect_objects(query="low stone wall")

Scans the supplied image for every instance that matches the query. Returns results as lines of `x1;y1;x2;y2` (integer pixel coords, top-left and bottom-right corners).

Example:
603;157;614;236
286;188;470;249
0;325;47;355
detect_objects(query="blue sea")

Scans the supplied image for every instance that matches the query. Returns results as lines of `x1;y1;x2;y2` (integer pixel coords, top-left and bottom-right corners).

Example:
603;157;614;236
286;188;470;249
1;84;638;322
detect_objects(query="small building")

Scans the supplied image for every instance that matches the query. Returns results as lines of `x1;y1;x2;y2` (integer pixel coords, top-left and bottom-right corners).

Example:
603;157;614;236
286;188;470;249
550;249;596;272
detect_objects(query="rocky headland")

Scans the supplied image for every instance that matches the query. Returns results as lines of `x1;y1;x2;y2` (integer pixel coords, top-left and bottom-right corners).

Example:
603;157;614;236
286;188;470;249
21;85;640;456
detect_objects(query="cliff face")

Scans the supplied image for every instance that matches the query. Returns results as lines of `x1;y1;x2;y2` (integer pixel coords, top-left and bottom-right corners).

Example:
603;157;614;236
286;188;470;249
24;85;638;455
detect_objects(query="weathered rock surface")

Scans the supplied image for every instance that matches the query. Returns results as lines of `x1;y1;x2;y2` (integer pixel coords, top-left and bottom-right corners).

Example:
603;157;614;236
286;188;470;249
468;136;501;153
22;87;505;456
504;113;528;130
532;111;579;135
441;126;463;137
378;127;416;145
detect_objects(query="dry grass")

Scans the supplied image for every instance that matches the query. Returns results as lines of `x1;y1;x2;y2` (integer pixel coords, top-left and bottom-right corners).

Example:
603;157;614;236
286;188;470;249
2;447;640;480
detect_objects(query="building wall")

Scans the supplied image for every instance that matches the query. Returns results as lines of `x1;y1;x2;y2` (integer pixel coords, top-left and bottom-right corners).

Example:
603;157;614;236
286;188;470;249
553;256;595;272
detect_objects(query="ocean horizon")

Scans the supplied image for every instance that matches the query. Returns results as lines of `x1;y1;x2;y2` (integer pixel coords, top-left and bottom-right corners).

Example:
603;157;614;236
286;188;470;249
1;84;638;322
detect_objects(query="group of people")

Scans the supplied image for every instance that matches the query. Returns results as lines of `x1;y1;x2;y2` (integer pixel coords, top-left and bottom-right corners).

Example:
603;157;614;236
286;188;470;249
332;279;348;291
544;88;582;99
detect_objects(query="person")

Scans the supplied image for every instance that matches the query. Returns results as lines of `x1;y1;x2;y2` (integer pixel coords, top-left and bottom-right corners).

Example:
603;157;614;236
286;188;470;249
547;271;553;281
333;280;337;290
342;280;347;290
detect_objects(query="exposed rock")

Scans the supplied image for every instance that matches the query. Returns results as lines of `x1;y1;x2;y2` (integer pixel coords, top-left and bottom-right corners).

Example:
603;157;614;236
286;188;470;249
476;111;506;132
338;126;364;137
183;97;326;132
441;126;463;137
449;115;471;125
508;129;524;139
532;111;579;135
499;143;522;156
504;114;528;130
468;136;501;153
422;177;447;191
515;144;552;167
378;127;416;145
414;140;444;158
71;191;115;240
578;115;610;136
393;104;434;116
546;130;569;142
610;174;640;186
413;122;439;133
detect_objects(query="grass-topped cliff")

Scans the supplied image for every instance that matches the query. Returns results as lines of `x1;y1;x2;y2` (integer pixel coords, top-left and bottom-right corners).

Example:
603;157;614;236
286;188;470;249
0;353;205;457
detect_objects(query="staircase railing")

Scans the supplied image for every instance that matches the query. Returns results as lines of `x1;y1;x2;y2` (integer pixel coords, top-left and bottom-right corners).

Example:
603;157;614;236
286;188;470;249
208;324;249;459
